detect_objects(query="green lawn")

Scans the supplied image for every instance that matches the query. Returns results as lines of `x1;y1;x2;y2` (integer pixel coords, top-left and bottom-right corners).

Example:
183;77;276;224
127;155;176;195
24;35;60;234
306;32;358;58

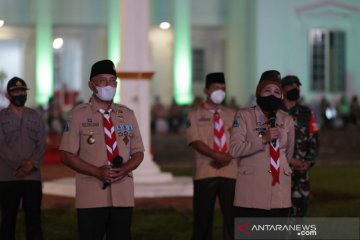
12;164;360;239
308;165;360;217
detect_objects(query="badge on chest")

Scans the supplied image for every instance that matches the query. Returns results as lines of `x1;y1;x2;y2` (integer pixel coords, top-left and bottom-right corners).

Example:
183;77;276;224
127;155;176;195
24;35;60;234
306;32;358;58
116;124;134;145
87;131;96;144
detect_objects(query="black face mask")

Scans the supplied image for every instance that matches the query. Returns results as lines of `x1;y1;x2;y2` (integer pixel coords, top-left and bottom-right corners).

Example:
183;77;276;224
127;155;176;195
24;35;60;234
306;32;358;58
10;95;27;107
285;88;300;101
257;95;282;112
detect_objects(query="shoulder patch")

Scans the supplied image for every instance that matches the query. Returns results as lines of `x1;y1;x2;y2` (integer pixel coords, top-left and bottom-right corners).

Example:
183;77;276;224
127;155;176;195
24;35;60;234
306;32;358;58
64;120;71;132
309;111;319;134
232;116;240;127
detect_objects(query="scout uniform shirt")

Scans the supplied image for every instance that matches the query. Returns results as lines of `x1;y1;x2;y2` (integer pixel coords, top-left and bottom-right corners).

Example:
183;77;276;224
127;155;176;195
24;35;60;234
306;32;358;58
0;108;46;181
186;102;237;180
230;106;295;210
60;97;145;208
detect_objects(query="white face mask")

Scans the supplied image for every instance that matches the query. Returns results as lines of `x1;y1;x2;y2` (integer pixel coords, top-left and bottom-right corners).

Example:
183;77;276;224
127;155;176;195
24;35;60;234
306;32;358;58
210;89;226;104
95;85;116;101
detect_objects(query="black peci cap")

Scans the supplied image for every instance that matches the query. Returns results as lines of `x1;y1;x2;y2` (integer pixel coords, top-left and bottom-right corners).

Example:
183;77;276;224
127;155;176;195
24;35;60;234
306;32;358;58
205;72;225;88
90;59;117;79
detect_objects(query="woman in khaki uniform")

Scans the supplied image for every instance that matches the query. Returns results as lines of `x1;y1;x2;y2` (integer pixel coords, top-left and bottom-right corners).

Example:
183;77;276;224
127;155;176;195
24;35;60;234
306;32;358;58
60;60;144;240
230;70;295;217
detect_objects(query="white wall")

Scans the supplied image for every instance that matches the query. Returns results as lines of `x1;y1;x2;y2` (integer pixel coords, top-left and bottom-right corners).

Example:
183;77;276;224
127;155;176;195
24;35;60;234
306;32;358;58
256;0;360;104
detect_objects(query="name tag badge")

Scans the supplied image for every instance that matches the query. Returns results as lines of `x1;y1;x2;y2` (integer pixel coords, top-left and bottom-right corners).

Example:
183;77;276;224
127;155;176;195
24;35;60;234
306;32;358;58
81;119;100;127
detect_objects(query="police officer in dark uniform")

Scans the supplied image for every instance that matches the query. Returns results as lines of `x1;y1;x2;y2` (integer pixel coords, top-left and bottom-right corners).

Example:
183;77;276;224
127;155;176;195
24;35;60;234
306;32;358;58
0;77;46;240
280;75;319;217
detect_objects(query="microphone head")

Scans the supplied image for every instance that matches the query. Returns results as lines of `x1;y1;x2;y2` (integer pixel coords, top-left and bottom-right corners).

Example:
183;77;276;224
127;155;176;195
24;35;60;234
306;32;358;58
268;111;276;119
268;111;276;127
112;156;123;168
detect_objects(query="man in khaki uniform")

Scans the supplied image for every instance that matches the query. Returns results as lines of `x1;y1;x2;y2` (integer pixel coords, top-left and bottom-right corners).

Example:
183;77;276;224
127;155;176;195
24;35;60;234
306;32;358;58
60;60;144;240
230;70;295;217
186;72;237;240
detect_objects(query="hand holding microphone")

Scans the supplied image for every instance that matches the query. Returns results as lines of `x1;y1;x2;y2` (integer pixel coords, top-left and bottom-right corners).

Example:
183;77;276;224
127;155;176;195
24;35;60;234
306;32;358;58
102;156;123;189
263;112;279;146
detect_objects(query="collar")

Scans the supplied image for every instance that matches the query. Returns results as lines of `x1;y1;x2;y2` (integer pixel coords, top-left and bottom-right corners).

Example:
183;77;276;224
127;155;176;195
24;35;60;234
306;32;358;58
89;96;115;114
201;102;224;112
254;105;284;127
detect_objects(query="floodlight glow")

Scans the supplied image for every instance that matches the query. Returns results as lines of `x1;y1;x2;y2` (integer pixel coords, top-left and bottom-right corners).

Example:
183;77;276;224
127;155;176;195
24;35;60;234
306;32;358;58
0;20;4;28
36;0;53;105
52;38;63;49
173;0;192;105
108;0;121;103
160;22;171;30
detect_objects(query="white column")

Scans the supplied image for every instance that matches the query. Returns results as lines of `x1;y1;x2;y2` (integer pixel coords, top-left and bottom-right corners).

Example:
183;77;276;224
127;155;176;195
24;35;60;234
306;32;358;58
117;0;173;183
226;0;257;106
35;0;53;105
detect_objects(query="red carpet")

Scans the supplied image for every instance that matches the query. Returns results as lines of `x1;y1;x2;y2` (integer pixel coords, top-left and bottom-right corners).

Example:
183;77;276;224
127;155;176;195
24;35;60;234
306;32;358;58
43;134;61;165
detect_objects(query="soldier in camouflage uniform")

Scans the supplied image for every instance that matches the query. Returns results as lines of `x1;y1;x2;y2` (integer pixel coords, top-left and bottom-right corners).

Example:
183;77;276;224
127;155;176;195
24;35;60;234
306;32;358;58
280;75;319;217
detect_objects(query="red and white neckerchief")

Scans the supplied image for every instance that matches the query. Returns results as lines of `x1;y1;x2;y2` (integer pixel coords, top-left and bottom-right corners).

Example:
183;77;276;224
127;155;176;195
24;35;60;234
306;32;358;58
211;109;228;152
99;108;119;164
270;139;280;185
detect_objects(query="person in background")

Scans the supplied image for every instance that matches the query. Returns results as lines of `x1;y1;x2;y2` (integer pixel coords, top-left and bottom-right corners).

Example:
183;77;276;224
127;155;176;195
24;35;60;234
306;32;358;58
230;70;294;217
280;75;319;217
47;96;66;149
168;98;184;133
186;72;237;240
47;96;66;135
337;95;351;128
228;97;241;111
151;95;169;134
0;77;46;240
60;60;144;240
350;95;360;127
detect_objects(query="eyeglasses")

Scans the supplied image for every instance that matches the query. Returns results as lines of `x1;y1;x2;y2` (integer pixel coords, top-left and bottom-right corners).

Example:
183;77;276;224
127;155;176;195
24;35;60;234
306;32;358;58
92;77;117;87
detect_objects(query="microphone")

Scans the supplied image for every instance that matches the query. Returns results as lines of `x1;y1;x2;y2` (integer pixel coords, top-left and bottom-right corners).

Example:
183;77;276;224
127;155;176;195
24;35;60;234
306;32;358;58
268;111;277;146
102;156;123;189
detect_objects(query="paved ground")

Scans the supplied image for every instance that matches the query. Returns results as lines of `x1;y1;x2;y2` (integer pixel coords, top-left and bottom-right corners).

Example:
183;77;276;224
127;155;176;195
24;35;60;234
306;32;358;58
41;129;360;209
41;164;194;210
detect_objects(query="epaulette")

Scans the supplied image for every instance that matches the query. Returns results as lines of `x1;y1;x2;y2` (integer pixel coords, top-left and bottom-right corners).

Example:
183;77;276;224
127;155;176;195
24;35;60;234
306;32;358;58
113;103;133;112
298;104;311;113
70;102;91;113
238;106;254;115
26;107;39;114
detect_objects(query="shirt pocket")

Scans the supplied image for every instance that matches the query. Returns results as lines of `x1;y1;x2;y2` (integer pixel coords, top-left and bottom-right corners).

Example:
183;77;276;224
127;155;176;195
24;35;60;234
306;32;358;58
26;119;40;141
238;165;255;176
79;127;102;144
283;164;292;176
2;121;18;143
196;121;213;141
281;165;292;186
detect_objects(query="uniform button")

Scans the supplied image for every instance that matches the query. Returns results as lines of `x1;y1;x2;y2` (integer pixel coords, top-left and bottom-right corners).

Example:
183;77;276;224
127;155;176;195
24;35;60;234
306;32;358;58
268;170;272;173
